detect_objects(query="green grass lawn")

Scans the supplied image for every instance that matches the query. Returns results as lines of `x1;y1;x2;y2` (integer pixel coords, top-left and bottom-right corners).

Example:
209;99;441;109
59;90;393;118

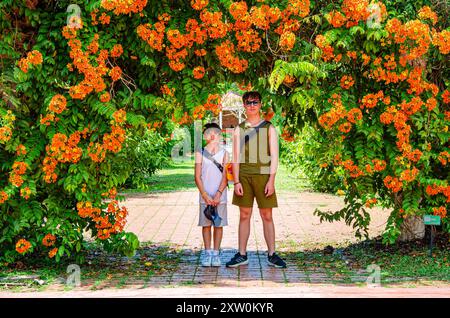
122;159;312;193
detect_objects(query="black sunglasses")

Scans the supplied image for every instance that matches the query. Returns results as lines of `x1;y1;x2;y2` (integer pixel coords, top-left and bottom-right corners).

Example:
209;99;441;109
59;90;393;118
244;100;260;106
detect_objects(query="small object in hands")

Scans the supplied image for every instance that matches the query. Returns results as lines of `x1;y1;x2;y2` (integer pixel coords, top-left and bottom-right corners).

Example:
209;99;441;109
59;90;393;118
203;205;222;227
323;245;334;255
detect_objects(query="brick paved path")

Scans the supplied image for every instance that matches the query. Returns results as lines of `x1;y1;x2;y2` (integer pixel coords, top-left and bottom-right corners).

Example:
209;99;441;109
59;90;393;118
123;190;391;288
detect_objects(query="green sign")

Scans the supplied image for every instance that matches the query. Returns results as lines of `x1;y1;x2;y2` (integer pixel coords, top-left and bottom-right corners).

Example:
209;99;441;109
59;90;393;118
424;215;441;225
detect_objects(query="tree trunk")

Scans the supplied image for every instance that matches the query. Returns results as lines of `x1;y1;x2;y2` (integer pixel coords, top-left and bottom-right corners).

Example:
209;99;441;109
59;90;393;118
398;215;425;241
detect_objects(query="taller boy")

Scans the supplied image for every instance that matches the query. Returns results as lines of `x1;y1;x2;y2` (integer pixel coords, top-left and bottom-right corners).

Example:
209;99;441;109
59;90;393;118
226;91;286;268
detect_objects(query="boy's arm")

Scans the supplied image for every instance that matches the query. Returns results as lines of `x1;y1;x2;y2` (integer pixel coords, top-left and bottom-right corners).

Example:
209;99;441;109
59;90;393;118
232;126;240;183
268;124;279;183
194;151;210;202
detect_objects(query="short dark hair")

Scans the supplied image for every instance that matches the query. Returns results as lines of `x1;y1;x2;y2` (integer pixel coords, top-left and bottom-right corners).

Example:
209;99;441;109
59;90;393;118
242;91;261;104
203;122;221;134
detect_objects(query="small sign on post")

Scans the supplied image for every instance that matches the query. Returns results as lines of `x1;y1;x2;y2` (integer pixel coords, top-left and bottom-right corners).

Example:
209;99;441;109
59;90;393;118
423;215;441;258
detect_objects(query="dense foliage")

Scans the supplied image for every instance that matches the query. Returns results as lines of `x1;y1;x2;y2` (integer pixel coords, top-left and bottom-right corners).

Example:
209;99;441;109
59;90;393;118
0;0;448;262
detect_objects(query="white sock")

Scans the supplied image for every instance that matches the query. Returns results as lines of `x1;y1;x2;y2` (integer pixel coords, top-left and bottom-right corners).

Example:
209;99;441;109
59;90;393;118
212;250;219;256
205;249;212;255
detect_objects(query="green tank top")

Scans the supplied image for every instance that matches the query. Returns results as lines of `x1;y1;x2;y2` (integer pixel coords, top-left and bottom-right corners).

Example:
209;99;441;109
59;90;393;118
238;120;272;175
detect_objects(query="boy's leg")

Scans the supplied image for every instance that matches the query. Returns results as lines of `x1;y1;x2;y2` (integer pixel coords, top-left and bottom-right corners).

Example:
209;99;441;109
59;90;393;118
259;208;275;256
213;227;223;251
239;207;252;255
202;226;212;250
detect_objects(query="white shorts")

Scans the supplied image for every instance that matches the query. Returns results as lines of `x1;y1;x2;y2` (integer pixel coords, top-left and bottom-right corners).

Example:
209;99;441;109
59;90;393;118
198;203;228;227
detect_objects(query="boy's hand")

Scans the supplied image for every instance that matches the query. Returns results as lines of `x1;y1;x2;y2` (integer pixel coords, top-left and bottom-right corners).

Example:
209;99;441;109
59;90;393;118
212;192;221;206
234;183;243;196
202;193;213;205
264;180;275;197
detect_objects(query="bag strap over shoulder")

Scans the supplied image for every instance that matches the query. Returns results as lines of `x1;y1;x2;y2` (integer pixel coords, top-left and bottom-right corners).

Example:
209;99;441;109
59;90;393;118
240;120;271;150
201;148;224;173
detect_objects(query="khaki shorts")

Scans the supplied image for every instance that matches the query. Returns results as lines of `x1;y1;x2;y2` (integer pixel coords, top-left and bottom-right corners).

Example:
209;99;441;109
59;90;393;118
198;204;228;227
232;174;278;208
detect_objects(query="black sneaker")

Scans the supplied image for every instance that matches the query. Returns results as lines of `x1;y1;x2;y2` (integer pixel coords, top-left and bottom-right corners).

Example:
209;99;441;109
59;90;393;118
268;253;287;268
225;252;249;268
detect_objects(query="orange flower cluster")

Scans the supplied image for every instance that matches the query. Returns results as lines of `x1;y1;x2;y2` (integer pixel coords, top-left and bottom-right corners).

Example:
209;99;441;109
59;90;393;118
103;125;126;153
340;75;354;89
235;29;262;53
315;35;335;62
43;131;86;183
109;66;122;82
346;108;362;123
279;31;296;51
193;66;206;79
431;29;450;55
433;206;447;218
326;10;347;28
91;9;111;25
65;31;109;100
0;126;13;143
418;6;438;25
161;84;175;96
42;234;56;247
360;90;383;109
400;167;419;182
20;186;31;200
383;175;402;193
0;191;8;204
112;109;127;124
442;90;450;104
438;151;450;165
338;122;352;133
341;159;364;178
191;0;208;11
100;92;111;103
372;159;387;172
136;16;168;52
173;112;193;126
16;144;27;156
406;67;438;96
48;94;67;114
18;50;43;73
365;198;377;208
200;10;229;39
281;129;295;142
341;0;369;27
101;0;147;15
318;94;346;130
40;113;60;126
215;40;248;73
9;161;27;187
386;19;432;67
15;239;31;254
110;44;123;58
48;247;58;258
399;96;424;116
249;5;281;31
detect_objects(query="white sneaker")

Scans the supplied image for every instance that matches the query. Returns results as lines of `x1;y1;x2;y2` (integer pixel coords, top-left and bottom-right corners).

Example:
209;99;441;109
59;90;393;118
211;254;221;267
201;251;212;267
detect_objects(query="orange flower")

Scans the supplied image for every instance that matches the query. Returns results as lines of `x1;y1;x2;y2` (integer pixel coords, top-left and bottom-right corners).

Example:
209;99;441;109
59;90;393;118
112;109;127;124
400;167;419;182
279;31;296;51
49;247;58;258
18;50;43;73
16;239;32;254
16;144;27;156
101;0;147;15
338;122;352;133
191;0;208;11
42;234;56;247
438;151;450;166
48;94;67;114
418;6;438;25
193;66;206;79
109;66;122;81
383;175;402;193
100;92;111;103
340;75;354;89
110;44;123;58
346;108;362;123
20;187;31;200
0;191;8;204
432;206;447;218
326;10;347;28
